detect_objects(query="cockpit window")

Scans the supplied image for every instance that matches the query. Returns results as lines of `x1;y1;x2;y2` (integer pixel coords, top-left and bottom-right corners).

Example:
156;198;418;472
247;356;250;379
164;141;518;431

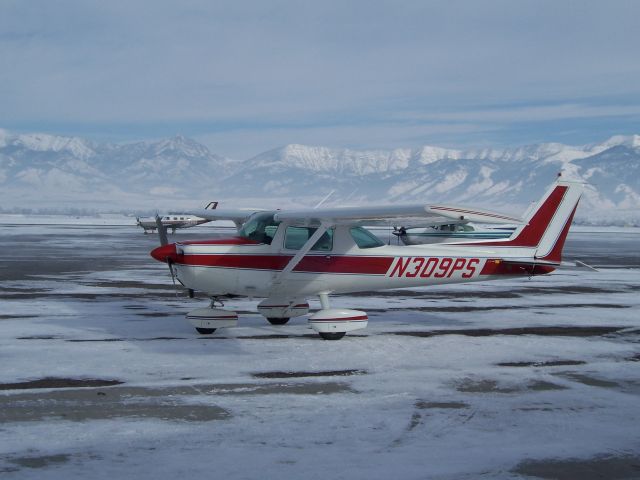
284;227;334;251
350;227;384;248
238;212;280;244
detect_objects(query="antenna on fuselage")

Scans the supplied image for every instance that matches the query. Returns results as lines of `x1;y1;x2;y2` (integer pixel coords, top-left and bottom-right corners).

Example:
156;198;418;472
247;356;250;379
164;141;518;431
313;190;335;209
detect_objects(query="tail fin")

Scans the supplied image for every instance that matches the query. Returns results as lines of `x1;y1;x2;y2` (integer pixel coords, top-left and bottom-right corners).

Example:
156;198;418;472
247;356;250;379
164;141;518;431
506;180;583;263
458;179;583;264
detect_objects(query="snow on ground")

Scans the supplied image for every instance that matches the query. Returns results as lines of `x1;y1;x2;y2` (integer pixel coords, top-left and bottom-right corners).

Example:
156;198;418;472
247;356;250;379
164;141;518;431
0;214;137;226
0;224;639;479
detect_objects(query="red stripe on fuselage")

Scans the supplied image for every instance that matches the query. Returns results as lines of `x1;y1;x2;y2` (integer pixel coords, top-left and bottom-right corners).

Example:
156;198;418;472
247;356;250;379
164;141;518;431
310;315;368;322
178;254;394;275
480;259;556;276
181;237;259;246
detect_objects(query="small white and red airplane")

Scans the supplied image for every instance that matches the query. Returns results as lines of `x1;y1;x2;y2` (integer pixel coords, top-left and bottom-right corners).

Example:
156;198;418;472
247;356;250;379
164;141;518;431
151;179;583;340
136;202;221;234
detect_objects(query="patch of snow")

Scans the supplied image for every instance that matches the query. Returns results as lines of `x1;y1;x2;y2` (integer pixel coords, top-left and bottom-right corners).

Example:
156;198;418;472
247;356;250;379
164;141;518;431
433;169;467;193
13;133;95;159
416;145;461;165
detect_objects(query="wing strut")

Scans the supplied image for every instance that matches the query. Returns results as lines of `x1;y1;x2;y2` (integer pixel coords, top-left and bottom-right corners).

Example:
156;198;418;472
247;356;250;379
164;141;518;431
270;223;331;293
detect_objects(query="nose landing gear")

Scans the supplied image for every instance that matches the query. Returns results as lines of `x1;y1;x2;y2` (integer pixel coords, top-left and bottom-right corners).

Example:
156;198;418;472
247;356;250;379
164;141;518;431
186;298;238;334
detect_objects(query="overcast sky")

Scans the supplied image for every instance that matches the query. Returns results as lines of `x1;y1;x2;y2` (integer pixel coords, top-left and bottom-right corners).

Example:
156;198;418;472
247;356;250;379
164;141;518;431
1;0;639;158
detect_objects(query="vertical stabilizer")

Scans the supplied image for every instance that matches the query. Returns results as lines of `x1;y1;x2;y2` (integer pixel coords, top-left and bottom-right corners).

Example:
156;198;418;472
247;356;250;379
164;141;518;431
508;180;583;262
531;181;582;262
458;179;583;264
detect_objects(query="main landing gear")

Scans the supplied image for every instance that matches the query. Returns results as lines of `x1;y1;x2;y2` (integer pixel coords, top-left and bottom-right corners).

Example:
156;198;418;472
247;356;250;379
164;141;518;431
267;318;289;325
186;294;368;340
257;298;309;326
307;293;368;340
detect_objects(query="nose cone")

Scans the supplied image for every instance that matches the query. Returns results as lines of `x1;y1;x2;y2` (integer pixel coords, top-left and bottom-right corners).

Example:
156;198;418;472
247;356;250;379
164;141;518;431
150;243;178;263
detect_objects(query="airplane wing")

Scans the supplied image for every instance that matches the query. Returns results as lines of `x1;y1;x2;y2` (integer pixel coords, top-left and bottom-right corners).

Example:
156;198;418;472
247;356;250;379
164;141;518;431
188;208;262;224
273;203;522;227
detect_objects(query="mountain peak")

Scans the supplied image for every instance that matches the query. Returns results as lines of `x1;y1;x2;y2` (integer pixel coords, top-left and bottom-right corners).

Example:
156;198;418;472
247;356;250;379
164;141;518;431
6;131;95;159
416;145;461;164
151;134;212;157
599;134;640;150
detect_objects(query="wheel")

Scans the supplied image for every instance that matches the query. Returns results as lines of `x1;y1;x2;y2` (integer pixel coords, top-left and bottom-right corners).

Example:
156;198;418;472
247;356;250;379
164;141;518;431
319;332;346;340
195;327;216;334
267;317;290;325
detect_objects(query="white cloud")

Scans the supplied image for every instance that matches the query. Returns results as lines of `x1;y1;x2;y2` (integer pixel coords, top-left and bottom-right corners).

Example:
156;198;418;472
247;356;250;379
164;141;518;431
1;0;639;156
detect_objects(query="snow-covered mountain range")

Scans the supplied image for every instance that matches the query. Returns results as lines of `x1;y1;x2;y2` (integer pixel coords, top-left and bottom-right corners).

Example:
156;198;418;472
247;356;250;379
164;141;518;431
1;128;639;224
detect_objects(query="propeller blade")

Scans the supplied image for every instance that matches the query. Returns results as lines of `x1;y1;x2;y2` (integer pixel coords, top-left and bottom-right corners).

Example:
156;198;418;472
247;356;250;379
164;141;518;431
167;259;179;297
155;215;168;246
149;220;180;295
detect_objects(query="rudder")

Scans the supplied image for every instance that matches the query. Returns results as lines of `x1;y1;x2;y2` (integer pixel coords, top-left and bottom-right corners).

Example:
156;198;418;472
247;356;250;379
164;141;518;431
509;180;583;262
458;179;583;264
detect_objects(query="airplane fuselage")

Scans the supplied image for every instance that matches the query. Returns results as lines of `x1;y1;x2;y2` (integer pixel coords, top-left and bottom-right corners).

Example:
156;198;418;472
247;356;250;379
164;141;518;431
155;224;550;298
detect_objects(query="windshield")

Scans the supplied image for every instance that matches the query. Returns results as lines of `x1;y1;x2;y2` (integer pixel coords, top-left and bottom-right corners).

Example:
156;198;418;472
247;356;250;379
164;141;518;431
238;212;280;244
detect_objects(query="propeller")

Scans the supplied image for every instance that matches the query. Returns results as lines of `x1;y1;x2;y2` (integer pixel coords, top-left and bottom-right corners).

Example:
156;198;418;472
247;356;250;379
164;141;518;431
391;226;407;237
391;226;406;245
155;214;168;246
154;214;179;296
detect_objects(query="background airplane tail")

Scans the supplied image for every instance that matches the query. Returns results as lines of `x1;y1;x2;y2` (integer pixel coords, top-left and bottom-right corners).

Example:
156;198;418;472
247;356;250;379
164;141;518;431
506;179;583;263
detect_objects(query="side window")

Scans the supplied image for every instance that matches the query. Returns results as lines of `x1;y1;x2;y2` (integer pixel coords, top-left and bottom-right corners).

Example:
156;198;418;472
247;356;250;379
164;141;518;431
350;227;384;249
264;225;279;242
284;227;333;251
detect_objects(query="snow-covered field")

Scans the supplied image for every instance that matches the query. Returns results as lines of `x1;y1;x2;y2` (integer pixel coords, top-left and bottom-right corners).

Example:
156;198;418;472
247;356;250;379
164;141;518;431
1;223;639;479
0;213;138;226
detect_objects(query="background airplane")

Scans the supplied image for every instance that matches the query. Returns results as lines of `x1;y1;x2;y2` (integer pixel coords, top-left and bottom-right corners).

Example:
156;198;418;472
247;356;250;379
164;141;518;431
393;223;516;245
393;200;540;245
136;202;220;233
